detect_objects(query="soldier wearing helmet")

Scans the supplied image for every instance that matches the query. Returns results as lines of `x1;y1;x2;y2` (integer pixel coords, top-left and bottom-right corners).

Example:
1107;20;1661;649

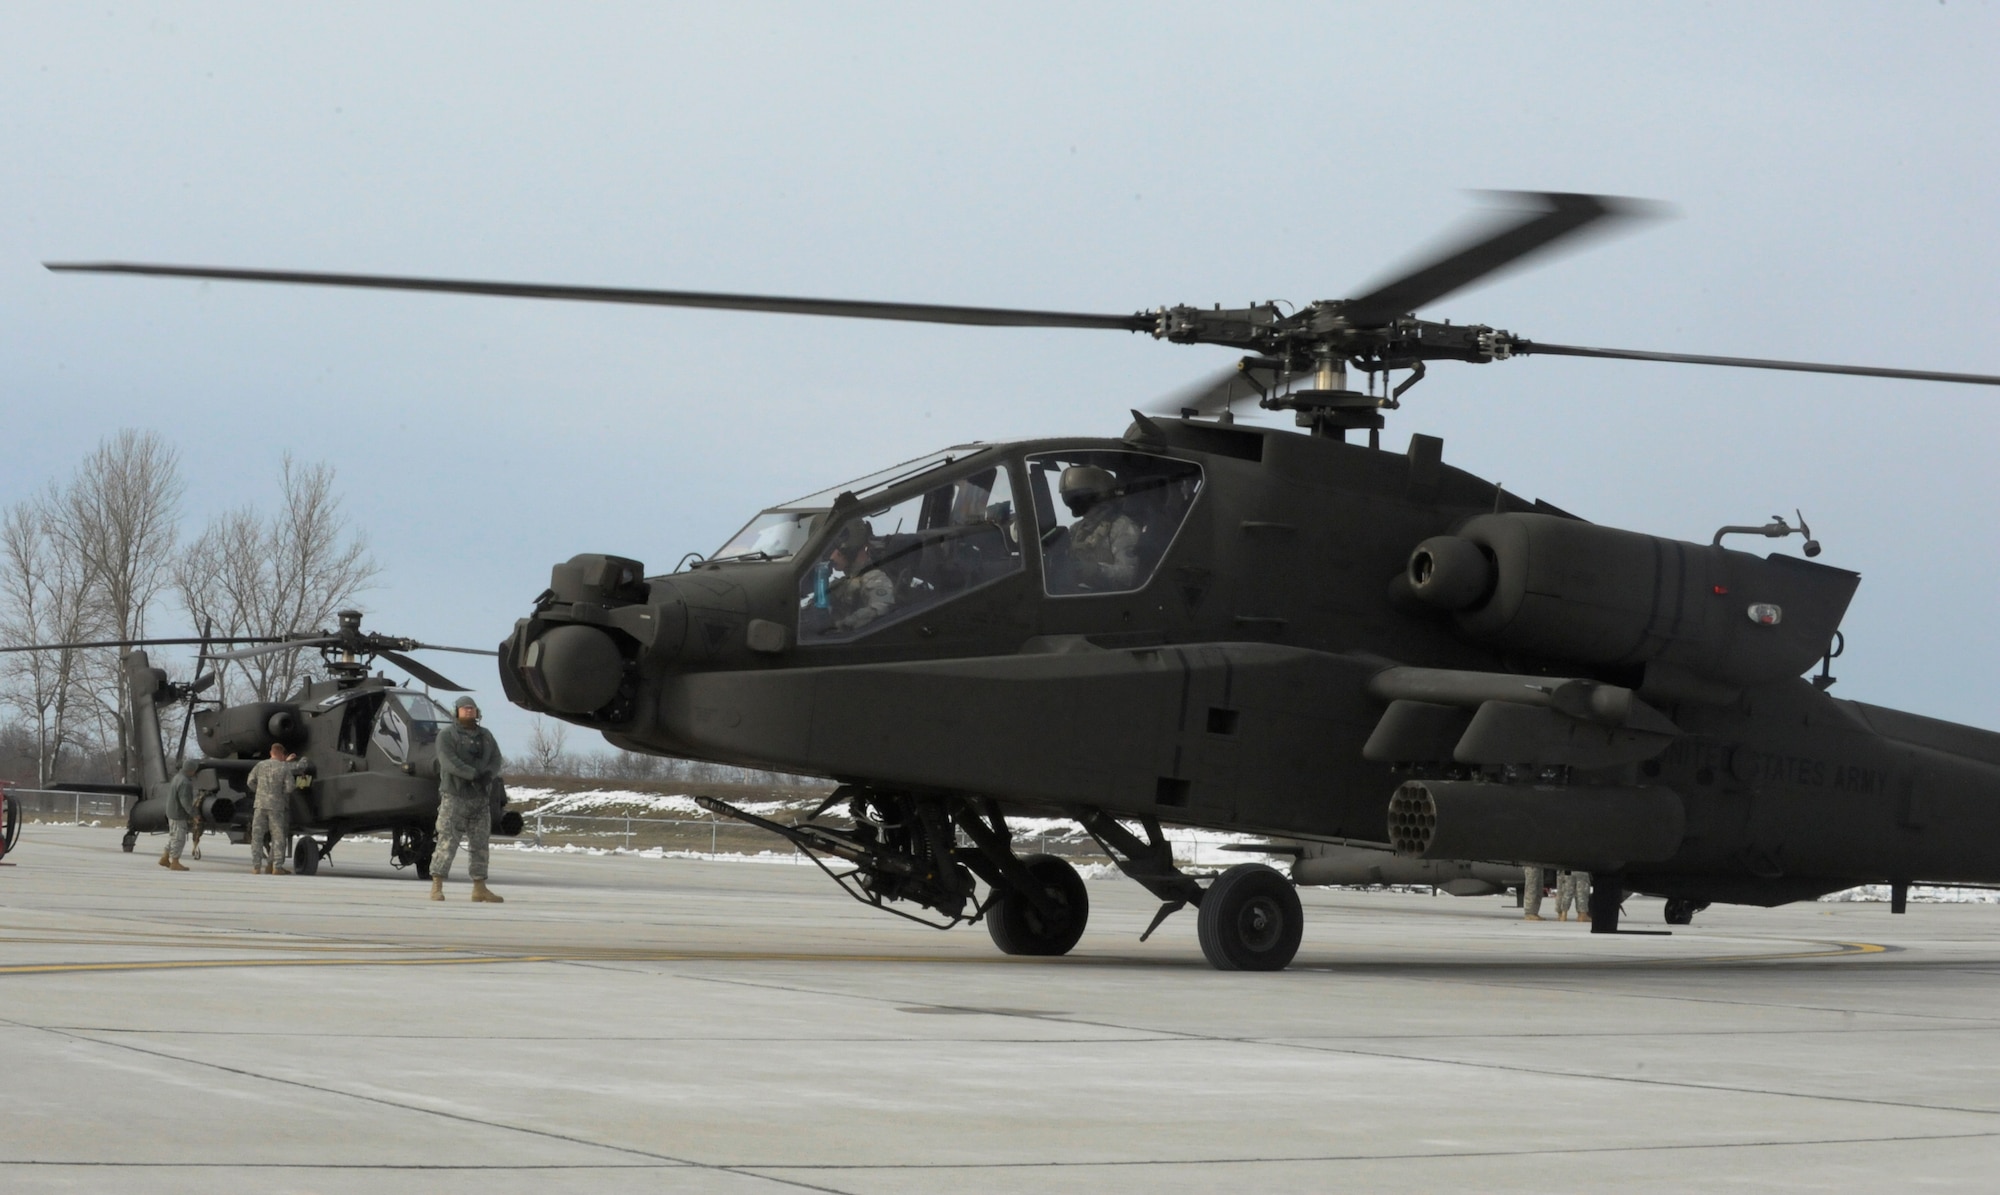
825;520;896;633
1059;464;1141;590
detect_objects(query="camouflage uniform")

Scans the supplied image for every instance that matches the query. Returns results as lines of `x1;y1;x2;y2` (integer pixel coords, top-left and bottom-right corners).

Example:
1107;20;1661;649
1066;506;1140;590
163;769;198;865
246;757;300;873
1556;869;1591;919
1522;864;1547;918
829;566;895;633
432;719;502;882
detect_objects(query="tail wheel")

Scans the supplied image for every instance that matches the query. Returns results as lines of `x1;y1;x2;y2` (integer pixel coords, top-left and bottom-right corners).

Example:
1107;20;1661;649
1197;863;1304;971
987;854;1089;957
1663;898;1706;925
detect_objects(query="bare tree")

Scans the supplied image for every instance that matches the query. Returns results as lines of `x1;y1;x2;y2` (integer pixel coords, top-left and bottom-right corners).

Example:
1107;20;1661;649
519;719;570;773
39;431;184;782
0;498;98;784
177;454;379;702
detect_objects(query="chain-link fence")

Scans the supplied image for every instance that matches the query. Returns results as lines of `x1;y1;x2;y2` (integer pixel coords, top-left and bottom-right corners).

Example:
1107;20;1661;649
7;788;134;824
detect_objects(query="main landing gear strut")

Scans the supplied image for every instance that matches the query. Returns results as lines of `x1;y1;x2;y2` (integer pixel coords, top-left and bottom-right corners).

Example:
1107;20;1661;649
697;791;1305;971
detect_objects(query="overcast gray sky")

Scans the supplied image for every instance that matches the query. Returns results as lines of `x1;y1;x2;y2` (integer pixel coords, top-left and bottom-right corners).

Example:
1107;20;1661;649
4;2;1997;749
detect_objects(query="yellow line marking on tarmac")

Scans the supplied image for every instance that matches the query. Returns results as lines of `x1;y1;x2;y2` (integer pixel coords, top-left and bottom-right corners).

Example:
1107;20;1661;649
1666;940;1889;963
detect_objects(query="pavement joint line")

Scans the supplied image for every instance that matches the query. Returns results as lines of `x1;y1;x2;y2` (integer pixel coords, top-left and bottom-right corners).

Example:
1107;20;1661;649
26;1023;1995;1043
1260;1035;2000;1119
0;1016;862;1195
721;1128;2000;1171
666;970;2000;1121
1376;968;2000;1027
11;1135;2000;1183
0;1161;677;1170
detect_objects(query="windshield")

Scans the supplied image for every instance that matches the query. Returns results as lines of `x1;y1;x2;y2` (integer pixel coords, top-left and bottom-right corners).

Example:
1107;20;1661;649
785;446;988;510
713;511;819;562
394;691;456;724
799;462;1023;641
712;446;991;563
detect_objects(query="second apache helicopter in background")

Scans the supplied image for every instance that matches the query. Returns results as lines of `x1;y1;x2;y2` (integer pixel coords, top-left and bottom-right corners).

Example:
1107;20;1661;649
48;192;2000;968
3;612;515;877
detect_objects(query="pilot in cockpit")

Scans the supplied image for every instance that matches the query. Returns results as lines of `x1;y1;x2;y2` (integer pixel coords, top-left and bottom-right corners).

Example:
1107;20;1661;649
824;521;896;634
1059;465;1140;590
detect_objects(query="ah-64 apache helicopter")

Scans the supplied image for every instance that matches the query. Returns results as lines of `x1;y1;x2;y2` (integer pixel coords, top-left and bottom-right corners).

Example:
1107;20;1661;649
48;192;2000;969
2;612;515;877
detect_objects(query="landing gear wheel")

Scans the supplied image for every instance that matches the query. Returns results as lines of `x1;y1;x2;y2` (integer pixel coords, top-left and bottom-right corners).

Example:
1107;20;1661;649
986;854;1089;956
294;837;320;877
1663;897;1706;926
1197;863;1303;971
121;829;137;853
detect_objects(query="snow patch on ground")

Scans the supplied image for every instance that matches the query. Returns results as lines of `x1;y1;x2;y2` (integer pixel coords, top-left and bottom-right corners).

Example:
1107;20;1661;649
509;788;795;819
498;840;811;865
1820;884;2000;904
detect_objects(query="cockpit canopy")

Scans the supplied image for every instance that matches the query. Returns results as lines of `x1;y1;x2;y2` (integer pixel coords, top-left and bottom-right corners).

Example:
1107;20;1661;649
706;442;1207;643
711;446;993;564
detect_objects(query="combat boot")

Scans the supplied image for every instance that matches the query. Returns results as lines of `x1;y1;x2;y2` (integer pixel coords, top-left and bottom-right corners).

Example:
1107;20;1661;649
429;877;445;901
272;866;290;876
158;849;171;868
470;880;504;904
167;859;189;872
1523;913;1544;921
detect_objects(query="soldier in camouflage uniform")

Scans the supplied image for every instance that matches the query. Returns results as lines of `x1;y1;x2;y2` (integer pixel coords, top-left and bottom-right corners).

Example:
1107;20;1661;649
1555;869;1591;923
826;525;895;634
246;742;302;875
158;759;199;872
1059;465;1140;590
431;695;505;903
1521;864;1547;920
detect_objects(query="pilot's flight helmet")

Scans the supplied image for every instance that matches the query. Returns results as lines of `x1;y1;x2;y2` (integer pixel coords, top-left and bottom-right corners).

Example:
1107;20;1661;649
831;519;873;558
1059;465;1118;515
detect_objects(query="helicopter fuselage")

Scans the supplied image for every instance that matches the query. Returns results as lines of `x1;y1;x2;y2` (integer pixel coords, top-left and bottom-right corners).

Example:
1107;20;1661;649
500;418;2000;916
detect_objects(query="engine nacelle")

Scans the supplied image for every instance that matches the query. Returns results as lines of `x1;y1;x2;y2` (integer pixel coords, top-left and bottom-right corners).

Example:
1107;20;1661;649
194;702;304;758
1406;513;1858;688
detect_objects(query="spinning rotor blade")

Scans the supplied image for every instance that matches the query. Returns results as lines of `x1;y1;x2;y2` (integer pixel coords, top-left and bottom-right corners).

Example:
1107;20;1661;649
211;637;338;662
1341;191;1662;327
0;635;282;654
406;642;501;657
45;262;1151;332
1147;358;1293;417
1509;341;2000;387
174;625;218;763
379;650;469;692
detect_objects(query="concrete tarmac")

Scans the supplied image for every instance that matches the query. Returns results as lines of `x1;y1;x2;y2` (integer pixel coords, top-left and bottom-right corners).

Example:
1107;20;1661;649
3;824;1997;1193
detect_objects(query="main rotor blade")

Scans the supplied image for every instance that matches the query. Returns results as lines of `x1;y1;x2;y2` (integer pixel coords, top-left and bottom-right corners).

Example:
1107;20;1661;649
407;642;501;657
1342;191;1662;327
379;649;469;692
211;637;337;662
1512;341;2000;387
1146;358;1295;417
0;636;282;655
45;262;1153;332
